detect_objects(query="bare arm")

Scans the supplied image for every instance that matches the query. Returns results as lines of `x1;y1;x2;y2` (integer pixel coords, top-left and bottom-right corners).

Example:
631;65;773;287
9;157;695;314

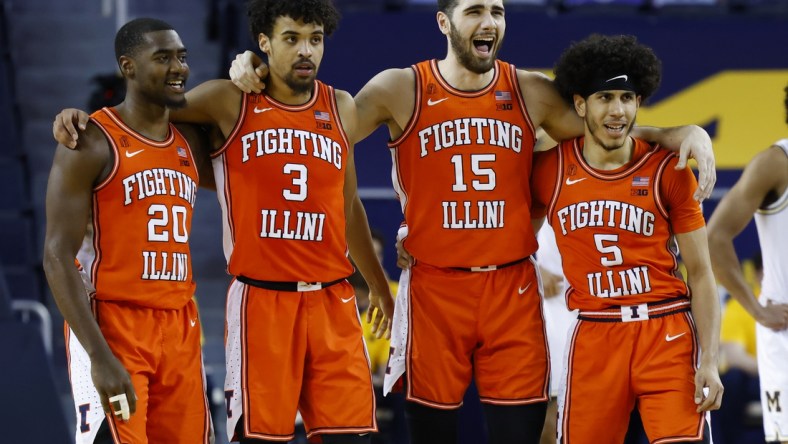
353;68;414;144
42;125;137;418
676;227;723;412
708;146;788;330
174;123;217;191
337;90;394;338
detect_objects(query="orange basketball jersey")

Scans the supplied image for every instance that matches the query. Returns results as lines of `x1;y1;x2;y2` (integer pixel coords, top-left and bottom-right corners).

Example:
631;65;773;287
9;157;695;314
389;60;538;268
531;137;705;311
77;107;198;309
213;82;354;282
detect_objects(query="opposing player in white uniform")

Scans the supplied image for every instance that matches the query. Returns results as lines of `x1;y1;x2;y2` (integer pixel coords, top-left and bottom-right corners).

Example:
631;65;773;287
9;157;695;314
534;224;575;444
708;84;788;443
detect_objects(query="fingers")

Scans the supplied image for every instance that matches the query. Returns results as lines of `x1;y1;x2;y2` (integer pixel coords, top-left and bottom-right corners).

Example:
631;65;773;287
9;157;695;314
54;113;77;149
675;144;689;170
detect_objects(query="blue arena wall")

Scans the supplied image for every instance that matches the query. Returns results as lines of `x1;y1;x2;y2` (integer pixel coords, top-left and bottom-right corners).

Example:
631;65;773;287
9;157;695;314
272;10;787;270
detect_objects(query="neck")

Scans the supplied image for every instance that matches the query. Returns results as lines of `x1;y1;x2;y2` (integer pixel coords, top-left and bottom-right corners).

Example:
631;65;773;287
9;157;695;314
113;95;170;141
582;136;635;171
265;76;313;106
437;52;495;91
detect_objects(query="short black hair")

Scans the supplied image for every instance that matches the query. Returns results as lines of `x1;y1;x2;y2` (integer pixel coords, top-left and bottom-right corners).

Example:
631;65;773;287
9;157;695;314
438;0;459;14
114;18;175;65
247;0;340;42
553;34;661;104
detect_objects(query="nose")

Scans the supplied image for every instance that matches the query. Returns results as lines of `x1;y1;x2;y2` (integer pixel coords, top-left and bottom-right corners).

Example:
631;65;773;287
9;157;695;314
609;98;624;116
170;57;187;73
479;10;497;31
298;40;313;58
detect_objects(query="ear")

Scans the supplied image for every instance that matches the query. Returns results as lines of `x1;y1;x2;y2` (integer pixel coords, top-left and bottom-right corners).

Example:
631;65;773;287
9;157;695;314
437;11;451;36
258;33;271;55
573;94;586;117
118;56;134;79
636;95;642;108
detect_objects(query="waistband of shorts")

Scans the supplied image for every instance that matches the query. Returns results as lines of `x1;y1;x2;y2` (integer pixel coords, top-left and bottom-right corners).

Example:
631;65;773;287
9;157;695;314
577;296;691;323
236;275;347;292
449;256;531;272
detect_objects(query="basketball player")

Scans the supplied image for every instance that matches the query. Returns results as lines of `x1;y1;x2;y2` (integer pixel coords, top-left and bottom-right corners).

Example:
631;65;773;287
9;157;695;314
53;2;395;443
530;34;723;443
42;18;213;443
708;84;788;443
57;1;716;442
222;1;717;443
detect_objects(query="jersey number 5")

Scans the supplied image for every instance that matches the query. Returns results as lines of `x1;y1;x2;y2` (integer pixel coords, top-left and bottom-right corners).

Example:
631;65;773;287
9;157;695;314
594;233;623;266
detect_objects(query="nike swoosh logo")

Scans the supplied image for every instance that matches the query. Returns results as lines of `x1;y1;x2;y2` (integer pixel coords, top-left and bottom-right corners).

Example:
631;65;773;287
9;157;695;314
518;282;532;295
125;149;144;158
254;106;273;113
565;177;586;186
606;74;628;83
427;97;448;106
341;296;355;304
665;332;685;342
190;319;197;327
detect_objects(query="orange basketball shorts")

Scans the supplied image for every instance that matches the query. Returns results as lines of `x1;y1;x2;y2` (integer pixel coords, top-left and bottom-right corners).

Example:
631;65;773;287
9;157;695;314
224;279;377;441
67;298;211;444
558;302;708;443
401;257;550;408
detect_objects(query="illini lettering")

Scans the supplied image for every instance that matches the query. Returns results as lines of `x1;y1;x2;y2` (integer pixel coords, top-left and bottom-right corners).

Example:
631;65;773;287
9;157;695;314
556;200;655;236
442;200;505;229
260;209;326;241
556;200;657;298
240;128;343;170
418;118;523;157
122;168;197;207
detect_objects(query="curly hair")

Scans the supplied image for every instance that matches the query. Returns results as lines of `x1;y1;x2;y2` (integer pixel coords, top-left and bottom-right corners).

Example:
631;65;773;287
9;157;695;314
115;18;174;65
553;34;661;105
247;0;340;42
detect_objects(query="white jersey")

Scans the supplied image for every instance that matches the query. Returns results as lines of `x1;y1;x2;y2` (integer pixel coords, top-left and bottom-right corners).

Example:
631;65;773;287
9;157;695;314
754;139;788;304
754;139;788;442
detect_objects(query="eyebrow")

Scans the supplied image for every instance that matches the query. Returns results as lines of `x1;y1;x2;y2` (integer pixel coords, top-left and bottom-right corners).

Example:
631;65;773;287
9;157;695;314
280;30;325;36
462;3;505;13
152;48;187;55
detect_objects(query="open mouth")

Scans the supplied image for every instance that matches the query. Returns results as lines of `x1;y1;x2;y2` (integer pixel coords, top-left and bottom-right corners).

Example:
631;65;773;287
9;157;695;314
166;79;185;92
604;123;627;135
472;36;495;56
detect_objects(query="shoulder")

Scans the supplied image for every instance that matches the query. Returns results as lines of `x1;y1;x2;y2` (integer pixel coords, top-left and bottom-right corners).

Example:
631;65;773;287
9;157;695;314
363;67;415;95
333;88;358;137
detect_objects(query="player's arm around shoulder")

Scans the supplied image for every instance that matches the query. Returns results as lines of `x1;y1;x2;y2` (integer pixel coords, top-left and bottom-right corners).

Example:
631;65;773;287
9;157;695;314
43;121;110;332
353;68;415;143
174;123;217;190
516;69;584;142
176;79;243;133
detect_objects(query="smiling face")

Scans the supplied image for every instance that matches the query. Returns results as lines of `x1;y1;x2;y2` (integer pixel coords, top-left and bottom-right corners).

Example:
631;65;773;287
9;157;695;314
575;90;641;152
441;0;505;74
121;30;189;109
259;15;324;95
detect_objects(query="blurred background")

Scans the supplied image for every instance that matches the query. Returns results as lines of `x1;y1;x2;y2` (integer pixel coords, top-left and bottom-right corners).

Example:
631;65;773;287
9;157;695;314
0;0;786;442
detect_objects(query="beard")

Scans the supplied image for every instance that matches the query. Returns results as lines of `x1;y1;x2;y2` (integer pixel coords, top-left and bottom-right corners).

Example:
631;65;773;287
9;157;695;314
284;72;315;94
448;25;500;75
140;88;187;110
587;117;636;152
